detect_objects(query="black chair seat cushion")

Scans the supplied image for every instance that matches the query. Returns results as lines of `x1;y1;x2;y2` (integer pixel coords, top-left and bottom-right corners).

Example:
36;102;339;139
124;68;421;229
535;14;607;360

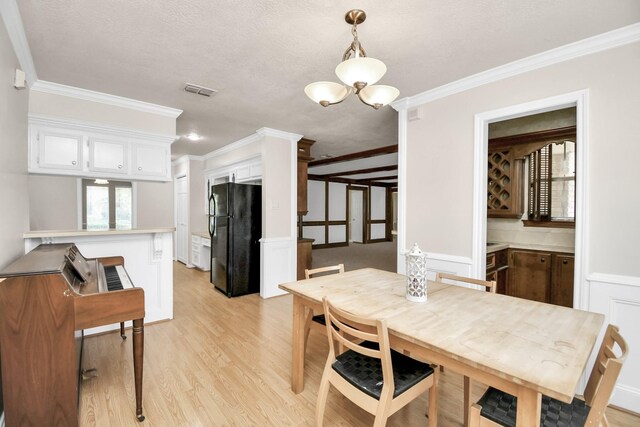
312;314;326;326
477;386;591;427
331;341;434;400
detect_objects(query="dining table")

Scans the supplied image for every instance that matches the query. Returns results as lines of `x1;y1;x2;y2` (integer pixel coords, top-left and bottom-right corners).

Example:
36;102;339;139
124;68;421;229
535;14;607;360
278;268;604;427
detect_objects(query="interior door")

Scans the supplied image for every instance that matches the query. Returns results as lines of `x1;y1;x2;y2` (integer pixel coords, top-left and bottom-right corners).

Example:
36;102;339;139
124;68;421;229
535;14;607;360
349;190;363;243
176;176;189;264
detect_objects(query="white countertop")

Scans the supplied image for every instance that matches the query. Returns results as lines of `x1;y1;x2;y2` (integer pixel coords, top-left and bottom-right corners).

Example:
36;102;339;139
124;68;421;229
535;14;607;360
487;242;574;254
193;231;211;240
24;228;175;238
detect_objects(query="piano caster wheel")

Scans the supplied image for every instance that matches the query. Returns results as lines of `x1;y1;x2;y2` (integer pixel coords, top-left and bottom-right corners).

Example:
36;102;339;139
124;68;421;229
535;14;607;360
137;414;145;422
121;333;127;340
81;368;99;381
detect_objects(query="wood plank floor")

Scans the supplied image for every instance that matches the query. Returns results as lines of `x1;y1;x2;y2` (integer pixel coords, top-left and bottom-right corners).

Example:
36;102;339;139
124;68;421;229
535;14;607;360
79;262;638;426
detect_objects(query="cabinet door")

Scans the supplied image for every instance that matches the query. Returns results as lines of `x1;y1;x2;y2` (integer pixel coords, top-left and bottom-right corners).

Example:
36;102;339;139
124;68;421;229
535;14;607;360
89;138;127;174
551;254;574;307
508;250;551;303
37;130;83;170
132;143;169;178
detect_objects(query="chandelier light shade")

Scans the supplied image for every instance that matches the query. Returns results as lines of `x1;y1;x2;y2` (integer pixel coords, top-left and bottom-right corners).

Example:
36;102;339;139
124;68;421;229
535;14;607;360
305;9;399;110
335;57;386;88
304;81;352;107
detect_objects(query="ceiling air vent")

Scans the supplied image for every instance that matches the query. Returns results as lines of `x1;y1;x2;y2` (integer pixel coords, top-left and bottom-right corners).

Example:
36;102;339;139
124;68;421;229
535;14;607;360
184;83;217;97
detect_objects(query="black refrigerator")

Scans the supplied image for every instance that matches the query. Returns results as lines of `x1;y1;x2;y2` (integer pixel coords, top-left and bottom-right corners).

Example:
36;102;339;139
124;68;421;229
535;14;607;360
208;182;262;297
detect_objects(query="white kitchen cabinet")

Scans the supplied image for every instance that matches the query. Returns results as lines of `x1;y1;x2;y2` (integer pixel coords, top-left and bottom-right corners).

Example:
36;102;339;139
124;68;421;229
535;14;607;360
132;143;169;178
191;234;211;271
89;138;128;174
28;115;174;182
34;128;83;171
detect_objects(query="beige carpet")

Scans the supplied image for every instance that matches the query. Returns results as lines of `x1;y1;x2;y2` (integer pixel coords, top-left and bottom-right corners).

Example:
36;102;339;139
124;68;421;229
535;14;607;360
311;241;398;273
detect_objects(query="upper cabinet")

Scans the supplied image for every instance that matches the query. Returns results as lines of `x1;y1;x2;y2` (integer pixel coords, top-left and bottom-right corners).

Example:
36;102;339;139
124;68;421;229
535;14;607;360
29;115;175;182
487;147;524;218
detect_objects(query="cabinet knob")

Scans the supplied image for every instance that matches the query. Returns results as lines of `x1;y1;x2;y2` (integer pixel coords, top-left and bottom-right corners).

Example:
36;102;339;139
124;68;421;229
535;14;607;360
563;259;568;264
138;166;142;171
118;164;123;169
541;257;545;262
71;160;77;165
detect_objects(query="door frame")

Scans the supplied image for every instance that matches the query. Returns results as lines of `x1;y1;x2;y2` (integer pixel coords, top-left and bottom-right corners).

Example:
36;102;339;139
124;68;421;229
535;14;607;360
174;174;190;265
471;89;589;309
347;186;368;243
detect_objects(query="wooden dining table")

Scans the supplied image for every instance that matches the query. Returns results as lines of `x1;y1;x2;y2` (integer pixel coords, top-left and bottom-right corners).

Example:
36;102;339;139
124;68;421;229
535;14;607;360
278;268;604;427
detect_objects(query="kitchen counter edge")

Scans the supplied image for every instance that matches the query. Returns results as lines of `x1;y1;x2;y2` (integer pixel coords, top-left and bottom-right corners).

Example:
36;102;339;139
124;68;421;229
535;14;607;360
24;228;176;238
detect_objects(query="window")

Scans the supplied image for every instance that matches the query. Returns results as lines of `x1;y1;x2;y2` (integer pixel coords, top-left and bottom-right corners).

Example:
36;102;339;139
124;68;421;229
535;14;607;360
526;140;575;227
82;179;133;230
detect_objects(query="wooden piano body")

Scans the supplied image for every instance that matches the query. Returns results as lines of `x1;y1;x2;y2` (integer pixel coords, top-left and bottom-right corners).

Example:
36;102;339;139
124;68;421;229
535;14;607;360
0;243;145;426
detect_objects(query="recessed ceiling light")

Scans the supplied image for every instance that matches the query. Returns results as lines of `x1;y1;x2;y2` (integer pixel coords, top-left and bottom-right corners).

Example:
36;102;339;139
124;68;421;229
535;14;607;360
187;132;201;141
321;154;335;158
94;179;109;185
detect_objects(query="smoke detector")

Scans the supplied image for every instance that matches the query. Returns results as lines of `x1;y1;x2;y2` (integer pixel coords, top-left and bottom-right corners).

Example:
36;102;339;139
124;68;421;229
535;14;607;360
184;83;217;97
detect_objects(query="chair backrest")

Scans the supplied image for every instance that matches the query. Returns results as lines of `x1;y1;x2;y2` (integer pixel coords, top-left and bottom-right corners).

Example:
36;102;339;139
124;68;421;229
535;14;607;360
305;264;345;279
435;272;496;293
322;297;394;392
583;324;628;424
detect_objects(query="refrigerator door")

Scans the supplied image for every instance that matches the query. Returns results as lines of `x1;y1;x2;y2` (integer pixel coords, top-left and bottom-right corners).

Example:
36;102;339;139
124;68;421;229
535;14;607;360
211;215;229;294
229;183;262;296
212;183;230;217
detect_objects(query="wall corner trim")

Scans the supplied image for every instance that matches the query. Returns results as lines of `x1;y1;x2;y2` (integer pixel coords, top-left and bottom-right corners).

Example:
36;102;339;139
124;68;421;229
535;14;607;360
0;0;38;86
256;127;304;143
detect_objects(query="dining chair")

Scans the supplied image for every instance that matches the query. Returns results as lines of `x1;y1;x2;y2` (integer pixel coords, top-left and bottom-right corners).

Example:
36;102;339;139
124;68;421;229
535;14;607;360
469;323;628;427
315;296;439;427
435;272;496;427
303;264;345;349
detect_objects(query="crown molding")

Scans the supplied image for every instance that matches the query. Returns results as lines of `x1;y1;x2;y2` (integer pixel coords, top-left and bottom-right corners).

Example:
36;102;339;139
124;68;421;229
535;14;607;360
204;128;302;160
28;113;178;144
392;22;640;111
172;154;205;165
0;0;38;86
31;80;183;118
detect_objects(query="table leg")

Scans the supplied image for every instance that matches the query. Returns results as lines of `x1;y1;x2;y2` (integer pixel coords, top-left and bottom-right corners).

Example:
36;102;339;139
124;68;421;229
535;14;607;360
292;295;306;393
516;387;540;427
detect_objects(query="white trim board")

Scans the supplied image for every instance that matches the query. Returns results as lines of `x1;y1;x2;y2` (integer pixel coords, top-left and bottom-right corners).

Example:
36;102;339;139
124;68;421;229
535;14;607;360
391;22;640;111
0;0;38;86
31;80;183;118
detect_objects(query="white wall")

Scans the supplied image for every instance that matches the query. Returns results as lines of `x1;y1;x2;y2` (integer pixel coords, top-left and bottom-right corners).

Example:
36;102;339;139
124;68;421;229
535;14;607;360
400;40;640;410
0;15;29;268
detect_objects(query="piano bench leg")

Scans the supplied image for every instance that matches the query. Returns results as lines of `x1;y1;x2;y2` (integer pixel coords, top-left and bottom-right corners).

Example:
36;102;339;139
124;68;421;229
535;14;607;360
120;322;127;340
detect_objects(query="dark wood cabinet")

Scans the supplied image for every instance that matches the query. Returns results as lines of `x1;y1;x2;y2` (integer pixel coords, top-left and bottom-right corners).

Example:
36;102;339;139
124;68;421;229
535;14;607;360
486;249;509;295
508;250;551;303
297;238;313;280
551;254;574;307
297;138;315;215
487;148;525;218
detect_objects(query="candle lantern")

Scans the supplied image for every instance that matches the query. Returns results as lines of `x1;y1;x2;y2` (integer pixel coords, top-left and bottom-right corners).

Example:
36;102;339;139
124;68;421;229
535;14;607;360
406;243;428;302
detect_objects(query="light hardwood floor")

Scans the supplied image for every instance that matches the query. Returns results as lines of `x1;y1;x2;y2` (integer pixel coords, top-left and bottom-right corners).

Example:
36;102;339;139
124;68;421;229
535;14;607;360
79;262;638;426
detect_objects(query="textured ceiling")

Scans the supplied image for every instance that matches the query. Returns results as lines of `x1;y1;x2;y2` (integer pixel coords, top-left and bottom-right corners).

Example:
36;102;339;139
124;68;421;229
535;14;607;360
18;1;640;159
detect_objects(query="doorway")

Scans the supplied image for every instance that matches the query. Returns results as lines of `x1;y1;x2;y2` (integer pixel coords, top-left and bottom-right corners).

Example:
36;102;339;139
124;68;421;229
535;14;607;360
176;176;189;264
472;90;588;310
349;188;365;243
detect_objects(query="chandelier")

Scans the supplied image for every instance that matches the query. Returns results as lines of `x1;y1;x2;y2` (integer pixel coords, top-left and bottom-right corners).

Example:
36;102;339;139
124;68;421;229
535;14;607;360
304;10;399;110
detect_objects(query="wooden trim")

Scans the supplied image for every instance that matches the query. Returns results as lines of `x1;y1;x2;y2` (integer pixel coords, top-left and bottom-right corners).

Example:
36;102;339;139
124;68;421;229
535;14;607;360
489;126;576;150
522;220;575;229
309;144;398;167
312;242;349;249
319;165;397;178
369;219;386;224
302;220;347;226
307;174;398;187
367;238;388;244
324;181;329;245
385;187;393;241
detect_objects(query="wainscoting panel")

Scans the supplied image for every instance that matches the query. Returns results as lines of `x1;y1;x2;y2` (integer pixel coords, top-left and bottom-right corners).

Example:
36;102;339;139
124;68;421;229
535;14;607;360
260;237;296;298
586;273;640;412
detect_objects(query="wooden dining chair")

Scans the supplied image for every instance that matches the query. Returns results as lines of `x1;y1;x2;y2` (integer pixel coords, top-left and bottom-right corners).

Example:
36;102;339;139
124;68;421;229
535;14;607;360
469;324;628;427
435;272;496;427
303;264;345;349
316;297;439;427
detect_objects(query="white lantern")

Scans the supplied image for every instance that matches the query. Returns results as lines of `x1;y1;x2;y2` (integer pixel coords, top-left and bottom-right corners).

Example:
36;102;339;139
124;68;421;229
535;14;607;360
406;243;427;302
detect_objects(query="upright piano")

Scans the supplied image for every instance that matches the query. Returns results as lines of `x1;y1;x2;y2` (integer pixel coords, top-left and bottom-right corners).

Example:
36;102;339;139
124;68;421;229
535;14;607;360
0;243;145;426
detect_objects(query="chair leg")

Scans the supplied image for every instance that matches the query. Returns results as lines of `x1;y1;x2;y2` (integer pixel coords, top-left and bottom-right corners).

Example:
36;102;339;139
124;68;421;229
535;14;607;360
373;389;392;427
427;365;439;427
315;366;332;427
463;375;471;427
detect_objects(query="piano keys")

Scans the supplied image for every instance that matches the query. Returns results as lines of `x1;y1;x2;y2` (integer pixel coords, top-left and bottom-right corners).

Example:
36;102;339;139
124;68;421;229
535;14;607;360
0;243;145;426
